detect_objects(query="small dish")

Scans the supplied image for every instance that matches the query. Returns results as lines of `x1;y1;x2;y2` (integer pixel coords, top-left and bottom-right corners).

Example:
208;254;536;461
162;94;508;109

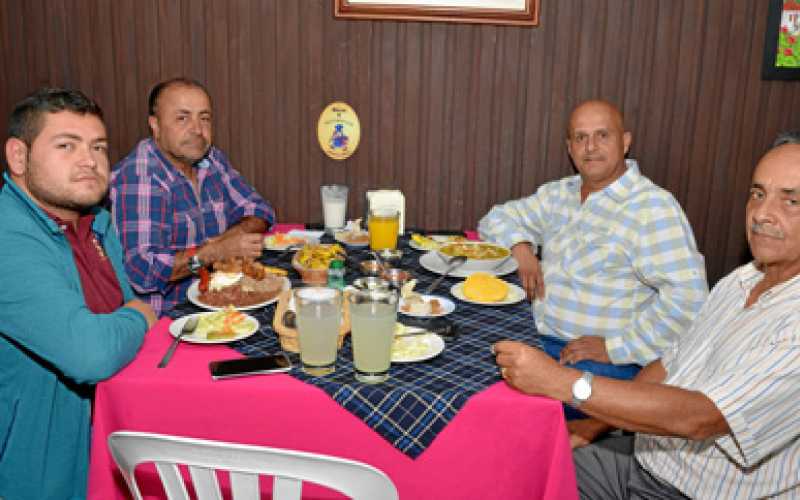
334;230;370;247
391;332;445;363
360;260;383;276
352;276;390;291
398;294;455;317
169;312;259;344
382;268;411;289
377;248;403;266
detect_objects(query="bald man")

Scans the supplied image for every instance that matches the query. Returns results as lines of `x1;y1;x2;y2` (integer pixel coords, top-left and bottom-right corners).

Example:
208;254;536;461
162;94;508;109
479;100;708;419
493;139;800;500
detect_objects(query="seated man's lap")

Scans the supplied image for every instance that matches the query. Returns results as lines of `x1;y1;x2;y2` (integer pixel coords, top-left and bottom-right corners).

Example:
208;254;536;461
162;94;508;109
538;335;641;420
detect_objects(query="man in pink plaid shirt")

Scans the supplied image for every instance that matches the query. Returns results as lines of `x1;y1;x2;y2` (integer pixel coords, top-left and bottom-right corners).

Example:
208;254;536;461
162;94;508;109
110;78;274;315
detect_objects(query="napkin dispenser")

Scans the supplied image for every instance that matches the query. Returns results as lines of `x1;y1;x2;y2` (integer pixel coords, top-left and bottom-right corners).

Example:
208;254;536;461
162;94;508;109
366;189;405;234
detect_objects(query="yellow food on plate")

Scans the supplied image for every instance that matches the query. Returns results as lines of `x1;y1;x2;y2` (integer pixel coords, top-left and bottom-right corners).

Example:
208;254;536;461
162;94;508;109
440;242;510;260
294;244;346;270
194;307;252;340
261;266;288;276
463;272;509;302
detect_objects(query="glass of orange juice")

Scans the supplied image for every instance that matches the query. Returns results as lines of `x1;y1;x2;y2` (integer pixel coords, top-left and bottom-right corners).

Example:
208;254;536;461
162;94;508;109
369;208;399;250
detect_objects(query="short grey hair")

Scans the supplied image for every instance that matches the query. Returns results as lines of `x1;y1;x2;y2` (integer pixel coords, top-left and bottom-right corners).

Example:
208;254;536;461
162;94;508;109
772;130;800;148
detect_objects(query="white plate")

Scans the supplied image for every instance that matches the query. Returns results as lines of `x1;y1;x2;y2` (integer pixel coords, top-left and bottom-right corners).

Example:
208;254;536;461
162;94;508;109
263;233;319;251
169;312;259;344
187;277;291;311
398;294;455;317
408;234;466;252
419;251;518;277
334;231;370;247
391;333;445;363
450;281;526;306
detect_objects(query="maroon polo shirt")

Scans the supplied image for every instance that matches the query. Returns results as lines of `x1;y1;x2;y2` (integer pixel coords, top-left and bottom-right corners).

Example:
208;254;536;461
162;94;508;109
48;212;124;314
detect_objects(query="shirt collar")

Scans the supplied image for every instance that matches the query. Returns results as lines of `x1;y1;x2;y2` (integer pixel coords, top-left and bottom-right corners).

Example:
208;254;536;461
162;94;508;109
737;261;800;305
565;159;641;203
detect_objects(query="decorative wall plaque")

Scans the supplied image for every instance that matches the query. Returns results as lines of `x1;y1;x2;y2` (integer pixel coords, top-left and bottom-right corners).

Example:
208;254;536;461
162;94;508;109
317;101;361;160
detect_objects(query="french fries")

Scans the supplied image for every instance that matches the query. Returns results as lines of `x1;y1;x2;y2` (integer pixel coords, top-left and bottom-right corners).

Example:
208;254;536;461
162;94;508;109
295;244;346;270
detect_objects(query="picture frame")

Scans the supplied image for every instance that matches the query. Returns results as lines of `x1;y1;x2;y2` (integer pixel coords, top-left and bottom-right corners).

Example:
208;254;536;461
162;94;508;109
333;0;540;27
762;0;800;80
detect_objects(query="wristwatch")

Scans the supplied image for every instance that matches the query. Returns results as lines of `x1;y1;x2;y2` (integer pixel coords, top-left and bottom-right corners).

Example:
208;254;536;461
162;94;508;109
187;247;203;275
571;371;594;407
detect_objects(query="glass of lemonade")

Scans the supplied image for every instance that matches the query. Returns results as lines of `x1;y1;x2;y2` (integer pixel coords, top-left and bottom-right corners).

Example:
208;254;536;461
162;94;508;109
348;289;398;384
295;287;342;376
368;208;400;251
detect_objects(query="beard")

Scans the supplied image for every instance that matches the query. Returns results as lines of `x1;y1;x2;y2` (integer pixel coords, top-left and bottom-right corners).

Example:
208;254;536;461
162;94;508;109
25;163;108;214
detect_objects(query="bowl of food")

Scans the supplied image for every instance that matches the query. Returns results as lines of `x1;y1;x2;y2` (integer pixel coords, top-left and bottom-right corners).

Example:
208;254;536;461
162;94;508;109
359;259;384;277
377;248;403;267
381;268;411;289
291;243;346;284
437;241;511;271
352;276;390;291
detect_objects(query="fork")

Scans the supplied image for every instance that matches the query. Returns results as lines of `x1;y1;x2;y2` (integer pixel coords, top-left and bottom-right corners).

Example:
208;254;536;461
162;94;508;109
158;316;199;368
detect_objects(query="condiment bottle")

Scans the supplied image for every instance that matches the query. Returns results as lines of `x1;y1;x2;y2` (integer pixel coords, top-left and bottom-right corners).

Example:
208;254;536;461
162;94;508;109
327;259;346;290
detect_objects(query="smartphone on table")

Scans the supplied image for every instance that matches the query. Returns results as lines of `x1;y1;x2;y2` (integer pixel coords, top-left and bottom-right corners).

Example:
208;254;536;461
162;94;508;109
209;353;292;380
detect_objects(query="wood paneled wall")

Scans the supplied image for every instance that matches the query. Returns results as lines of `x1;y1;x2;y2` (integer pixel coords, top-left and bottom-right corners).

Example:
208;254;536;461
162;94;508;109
1;0;799;284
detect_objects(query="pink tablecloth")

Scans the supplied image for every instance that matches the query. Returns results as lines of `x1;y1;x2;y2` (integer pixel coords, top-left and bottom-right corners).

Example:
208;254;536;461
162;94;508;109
87;318;578;499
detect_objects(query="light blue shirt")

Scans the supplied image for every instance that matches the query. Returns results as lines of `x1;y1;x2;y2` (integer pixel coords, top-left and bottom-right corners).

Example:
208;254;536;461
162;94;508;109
478;160;708;365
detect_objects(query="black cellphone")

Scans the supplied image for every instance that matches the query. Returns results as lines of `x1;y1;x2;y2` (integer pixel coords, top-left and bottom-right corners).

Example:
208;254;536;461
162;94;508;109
209;353;292;380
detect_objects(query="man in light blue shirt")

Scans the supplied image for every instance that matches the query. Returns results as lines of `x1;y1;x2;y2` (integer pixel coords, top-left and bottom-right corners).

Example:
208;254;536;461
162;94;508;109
479;100;708;418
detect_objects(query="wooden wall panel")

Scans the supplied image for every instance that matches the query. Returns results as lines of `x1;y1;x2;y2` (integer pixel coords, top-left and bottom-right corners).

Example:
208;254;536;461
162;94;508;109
2;0;800;285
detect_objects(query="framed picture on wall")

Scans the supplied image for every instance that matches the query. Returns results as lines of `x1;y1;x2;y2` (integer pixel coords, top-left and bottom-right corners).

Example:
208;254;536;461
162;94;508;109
333;0;540;26
763;0;800;79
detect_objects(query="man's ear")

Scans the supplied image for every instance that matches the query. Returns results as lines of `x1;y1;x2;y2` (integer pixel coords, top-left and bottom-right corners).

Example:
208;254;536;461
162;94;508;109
147;115;159;139
4;138;29;176
623;131;632;155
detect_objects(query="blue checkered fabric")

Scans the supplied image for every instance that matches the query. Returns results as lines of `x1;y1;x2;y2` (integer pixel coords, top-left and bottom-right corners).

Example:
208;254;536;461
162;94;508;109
169;235;540;458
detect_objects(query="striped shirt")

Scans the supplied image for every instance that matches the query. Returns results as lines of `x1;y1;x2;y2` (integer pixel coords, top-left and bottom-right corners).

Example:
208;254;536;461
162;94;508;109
110;138;274;315
478;160;708;365
636;263;800;499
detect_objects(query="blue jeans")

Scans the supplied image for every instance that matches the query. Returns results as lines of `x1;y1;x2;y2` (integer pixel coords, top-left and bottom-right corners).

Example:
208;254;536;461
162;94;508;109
538;335;641;420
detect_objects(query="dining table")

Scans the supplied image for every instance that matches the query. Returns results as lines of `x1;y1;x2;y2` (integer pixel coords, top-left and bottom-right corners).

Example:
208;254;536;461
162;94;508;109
86;227;578;499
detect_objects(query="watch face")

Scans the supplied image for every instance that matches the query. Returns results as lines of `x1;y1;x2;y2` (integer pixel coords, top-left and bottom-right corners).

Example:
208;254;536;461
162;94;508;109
574;379;592;400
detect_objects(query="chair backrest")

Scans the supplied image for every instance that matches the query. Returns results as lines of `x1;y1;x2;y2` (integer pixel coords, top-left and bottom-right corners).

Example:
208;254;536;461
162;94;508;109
108;431;399;500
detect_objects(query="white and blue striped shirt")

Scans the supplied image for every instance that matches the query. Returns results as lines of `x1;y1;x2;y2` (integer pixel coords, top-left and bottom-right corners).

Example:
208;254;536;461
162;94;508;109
636;263;800;499
478;160;708;365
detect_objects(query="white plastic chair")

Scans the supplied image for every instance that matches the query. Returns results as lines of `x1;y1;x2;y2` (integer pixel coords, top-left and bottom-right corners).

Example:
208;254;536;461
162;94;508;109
107;431;399;500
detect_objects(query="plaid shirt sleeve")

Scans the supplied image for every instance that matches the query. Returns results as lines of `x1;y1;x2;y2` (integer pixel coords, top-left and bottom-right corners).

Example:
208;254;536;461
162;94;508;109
110;160;178;296
606;198;709;365
477;184;553;250
208;149;275;229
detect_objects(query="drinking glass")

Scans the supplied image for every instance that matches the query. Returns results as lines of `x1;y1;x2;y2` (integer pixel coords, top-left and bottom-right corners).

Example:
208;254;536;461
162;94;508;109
321;184;348;233
294;287;342;376
348;289;398;384
368;208;399;251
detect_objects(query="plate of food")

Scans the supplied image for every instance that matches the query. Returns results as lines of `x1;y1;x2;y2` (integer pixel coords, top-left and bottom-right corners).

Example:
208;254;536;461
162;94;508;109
189;258;291;311
399;294;455;317
264;231;319;251
391;324;445;363
419;251;518;277
170;309;259;344
409;233;467;251
334;219;370;247
450;273;526;306
292;243;347;284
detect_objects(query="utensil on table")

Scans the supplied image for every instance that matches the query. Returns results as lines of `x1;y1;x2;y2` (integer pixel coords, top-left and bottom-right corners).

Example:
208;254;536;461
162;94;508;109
490;255;512;271
158;316;199;368
371;251;387;273
425;256;467;294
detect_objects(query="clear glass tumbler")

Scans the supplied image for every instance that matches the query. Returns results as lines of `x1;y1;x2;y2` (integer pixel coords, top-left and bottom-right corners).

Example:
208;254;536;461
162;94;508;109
321;184;348;233
295;287;342;376
348;289;398;384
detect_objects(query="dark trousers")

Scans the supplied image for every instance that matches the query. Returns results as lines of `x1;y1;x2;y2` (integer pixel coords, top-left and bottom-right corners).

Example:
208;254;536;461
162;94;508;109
573;435;689;500
538;335;642;420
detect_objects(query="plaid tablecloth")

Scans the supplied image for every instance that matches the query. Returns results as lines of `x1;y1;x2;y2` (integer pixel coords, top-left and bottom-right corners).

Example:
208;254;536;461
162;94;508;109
169;235;540;458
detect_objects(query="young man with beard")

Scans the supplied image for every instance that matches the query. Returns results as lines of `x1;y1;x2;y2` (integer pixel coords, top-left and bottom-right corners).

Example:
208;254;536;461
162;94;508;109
110;78;275;315
0;88;156;499
479;100;708;420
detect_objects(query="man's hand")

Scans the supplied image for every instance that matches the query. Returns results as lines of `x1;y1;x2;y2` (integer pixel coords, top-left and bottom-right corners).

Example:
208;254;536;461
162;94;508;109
493;340;574;399
511;243;544;300
124;299;157;329
559;336;611;365
567;418;611;449
201;232;264;262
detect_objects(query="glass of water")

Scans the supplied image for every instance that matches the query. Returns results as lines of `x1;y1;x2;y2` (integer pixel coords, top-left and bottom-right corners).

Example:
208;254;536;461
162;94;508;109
295;287;342;376
348;289;398;384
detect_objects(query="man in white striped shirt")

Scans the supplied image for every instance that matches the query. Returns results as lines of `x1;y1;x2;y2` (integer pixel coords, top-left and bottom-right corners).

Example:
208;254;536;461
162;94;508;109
479;100;708;419
494;138;800;499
